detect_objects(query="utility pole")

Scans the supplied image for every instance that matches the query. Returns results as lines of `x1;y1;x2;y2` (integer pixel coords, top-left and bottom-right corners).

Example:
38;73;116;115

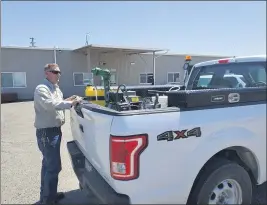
53;46;57;63
85;33;89;46
29;37;36;47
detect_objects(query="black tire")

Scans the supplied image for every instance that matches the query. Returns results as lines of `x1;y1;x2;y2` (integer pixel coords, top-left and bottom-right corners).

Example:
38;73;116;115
187;158;252;205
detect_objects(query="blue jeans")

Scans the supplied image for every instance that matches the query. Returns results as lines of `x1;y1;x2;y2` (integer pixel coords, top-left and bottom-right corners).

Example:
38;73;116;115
36;127;62;203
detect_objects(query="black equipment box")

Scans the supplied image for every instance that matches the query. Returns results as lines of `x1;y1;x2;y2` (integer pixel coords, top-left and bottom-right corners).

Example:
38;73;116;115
109;91;124;103
148;87;266;108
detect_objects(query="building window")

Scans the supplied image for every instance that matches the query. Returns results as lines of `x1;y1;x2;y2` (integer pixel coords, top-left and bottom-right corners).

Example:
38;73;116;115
1;72;27;88
167;72;180;83
110;72;117;85
73;72;93;86
139;73;154;84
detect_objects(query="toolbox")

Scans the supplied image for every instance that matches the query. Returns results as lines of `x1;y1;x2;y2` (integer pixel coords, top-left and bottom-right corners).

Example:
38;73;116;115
148;87;266;108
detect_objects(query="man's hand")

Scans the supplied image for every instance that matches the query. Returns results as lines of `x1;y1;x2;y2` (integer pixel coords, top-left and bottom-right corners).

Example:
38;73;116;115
65;95;75;101
65;95;80;101
71;97;83;107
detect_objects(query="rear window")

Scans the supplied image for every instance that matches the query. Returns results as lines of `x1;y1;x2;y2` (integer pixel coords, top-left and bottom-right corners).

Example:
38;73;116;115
192;61;266;89
197;76;212;87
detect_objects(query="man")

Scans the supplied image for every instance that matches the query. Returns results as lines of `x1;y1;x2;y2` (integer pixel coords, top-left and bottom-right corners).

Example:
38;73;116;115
34;63;81;204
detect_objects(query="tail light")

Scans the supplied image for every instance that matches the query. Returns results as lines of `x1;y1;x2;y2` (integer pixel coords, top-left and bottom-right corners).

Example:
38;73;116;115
110;134;148;180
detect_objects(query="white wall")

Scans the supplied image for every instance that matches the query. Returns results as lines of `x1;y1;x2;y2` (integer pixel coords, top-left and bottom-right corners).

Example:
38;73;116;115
81;48;230;86
87;51;229;86
1;47;87;99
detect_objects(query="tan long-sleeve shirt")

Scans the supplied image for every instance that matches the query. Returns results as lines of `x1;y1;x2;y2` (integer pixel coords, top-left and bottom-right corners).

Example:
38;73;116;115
34;79;72;129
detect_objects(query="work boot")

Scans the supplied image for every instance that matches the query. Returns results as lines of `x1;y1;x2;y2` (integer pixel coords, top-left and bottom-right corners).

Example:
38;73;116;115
38;192;65;204
55;192;65;203
39;199;56;205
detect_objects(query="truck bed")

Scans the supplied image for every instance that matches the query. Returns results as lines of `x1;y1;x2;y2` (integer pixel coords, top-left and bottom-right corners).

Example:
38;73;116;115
69;86;266;203
78;86;266;116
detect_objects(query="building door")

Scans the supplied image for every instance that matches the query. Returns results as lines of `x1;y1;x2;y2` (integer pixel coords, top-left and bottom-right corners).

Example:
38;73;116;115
147;73;154;85
110;68;117;85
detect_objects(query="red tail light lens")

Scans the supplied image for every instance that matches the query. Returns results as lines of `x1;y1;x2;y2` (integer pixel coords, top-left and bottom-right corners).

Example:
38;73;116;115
218;59;229;64
110;134;148;180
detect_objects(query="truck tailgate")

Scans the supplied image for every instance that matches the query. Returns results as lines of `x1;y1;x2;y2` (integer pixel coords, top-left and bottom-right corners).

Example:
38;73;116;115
70;105;114;183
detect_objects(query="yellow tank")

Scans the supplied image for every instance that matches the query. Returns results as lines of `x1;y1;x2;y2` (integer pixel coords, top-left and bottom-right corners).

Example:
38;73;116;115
85;86;106;106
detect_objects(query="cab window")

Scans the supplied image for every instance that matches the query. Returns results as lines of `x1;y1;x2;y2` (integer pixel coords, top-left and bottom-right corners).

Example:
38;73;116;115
192;61;266;90
197;75;213;87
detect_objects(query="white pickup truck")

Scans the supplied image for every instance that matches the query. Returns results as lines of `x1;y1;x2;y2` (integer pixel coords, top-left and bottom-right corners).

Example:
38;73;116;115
67;55;266;205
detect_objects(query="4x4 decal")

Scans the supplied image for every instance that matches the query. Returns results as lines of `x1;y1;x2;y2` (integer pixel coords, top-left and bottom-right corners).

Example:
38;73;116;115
157;127;202;142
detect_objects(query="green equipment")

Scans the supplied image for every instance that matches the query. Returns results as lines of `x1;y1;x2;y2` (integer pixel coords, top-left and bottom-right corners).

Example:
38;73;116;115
91;67;131;110
91;67;111;107
91;67;160;111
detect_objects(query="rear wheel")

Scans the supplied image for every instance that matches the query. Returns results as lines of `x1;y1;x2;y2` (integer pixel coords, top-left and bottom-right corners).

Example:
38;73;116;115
188;158;252;205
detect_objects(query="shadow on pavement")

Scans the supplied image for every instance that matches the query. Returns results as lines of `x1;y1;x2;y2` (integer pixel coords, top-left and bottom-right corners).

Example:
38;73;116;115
252;182;267;205
58;189;95;204
33;189;98;205
63;183;266;205
33;182;266;204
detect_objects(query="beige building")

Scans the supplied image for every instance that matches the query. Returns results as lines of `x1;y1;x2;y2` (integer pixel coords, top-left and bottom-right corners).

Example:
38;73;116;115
1;44;229;100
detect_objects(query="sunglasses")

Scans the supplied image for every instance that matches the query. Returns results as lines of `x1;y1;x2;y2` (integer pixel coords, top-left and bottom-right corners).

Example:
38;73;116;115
48;70;61;75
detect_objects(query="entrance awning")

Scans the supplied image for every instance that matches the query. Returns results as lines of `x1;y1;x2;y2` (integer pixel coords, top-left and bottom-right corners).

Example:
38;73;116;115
73;44;168;85
73;44;165;55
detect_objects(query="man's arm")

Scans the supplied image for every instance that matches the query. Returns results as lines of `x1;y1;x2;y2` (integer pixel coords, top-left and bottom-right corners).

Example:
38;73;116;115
34;86;73;111
65;95;77;101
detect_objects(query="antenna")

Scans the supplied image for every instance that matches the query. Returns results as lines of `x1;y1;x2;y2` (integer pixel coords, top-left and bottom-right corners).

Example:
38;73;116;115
29;37;36;47
85;33;89;46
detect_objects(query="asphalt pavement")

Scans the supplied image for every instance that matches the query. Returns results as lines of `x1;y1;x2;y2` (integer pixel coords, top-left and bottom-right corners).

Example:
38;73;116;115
1;101;266;204
1;101;92;204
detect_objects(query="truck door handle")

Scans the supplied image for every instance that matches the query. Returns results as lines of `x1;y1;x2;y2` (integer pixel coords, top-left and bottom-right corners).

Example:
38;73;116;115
79;124;84;133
